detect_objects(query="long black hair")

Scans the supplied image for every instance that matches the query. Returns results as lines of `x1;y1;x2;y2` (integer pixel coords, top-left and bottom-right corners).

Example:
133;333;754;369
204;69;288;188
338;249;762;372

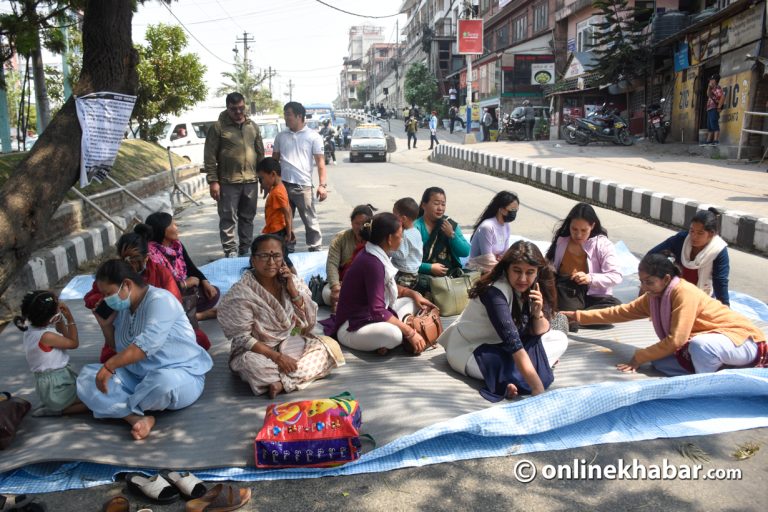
470;241;557;323
472;190;519;234
117;223;152;259
144;212;174;244
350;204;377;222
418;186;446;218
546;202;608;261
13;290;58;332
95;259;146;287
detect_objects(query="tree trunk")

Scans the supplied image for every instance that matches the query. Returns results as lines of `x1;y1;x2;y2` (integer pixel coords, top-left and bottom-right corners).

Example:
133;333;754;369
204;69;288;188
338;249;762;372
30;31;51;131
0;0;138;296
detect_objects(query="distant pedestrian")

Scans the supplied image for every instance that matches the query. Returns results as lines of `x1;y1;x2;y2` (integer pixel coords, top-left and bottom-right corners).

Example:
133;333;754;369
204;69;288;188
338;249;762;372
273;101;328;252
448;85;458;106
481;108;493;142
449;105;465;134
204;92;265;257
704;74;724;146
406;116;418;149
428;110;439;149
523;100;535;141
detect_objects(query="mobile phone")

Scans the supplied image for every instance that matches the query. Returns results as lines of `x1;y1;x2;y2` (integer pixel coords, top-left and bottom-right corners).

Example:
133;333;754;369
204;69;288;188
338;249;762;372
95;301;114;319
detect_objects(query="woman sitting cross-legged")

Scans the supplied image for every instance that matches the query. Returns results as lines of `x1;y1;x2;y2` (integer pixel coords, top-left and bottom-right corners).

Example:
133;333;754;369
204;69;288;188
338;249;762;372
467;190;520;274
76;260;213;440
217;235;344;399
438;241;569;401
562;253;766;376
545;202;622;331
329;212;436;355
415;187;471;280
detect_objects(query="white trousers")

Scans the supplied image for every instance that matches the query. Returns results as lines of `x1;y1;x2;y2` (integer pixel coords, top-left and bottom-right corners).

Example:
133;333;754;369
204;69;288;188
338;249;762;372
651;333;759;376
465;330;569;380
337;298;417;351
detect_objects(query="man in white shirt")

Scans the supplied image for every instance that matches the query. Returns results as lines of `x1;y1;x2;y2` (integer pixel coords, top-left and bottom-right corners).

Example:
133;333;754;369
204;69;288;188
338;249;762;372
272;102;328;252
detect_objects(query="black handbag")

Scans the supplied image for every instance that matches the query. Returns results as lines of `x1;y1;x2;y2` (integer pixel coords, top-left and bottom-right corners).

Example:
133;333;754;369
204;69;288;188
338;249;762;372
555;275;588;311
0;393;31;450
308;275;327;306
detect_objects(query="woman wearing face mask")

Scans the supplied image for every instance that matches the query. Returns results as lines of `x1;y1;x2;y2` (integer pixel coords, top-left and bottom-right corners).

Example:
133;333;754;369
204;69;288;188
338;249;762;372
329;213;435;355
545;202;622;331
84;225;211;363
439;241;568;401
323;204;377;311
76;260;213;441
647;207;729;305
467;191;520;274
562;253;765;375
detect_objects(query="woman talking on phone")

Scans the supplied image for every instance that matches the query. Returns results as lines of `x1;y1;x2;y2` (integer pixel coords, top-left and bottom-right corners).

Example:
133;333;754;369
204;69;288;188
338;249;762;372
415;187;471;279
438;241;568;401
217;235;344;399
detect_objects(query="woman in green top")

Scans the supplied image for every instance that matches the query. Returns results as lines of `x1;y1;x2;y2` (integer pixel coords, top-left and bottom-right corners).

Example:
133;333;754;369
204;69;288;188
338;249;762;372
415;187;471;277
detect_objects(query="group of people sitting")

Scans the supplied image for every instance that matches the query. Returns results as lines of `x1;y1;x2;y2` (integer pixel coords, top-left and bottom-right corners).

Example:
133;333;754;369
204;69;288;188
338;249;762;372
12;190;766;439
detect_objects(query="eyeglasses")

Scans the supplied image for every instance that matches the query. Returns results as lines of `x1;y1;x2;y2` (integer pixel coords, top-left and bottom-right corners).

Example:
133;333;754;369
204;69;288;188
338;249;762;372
253;252;283;263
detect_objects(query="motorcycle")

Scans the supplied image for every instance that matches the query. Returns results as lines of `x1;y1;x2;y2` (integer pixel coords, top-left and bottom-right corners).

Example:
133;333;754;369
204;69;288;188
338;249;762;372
323;132;335;165
570;104;634;146
502;113;526;141
645;98;670;143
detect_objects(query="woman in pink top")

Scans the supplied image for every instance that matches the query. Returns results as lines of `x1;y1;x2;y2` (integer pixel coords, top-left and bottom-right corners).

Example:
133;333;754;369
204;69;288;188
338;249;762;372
545;203;622;331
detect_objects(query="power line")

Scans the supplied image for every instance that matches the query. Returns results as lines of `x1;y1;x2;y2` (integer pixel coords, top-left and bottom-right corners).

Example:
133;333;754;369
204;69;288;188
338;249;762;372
313;0;401;19
160;1;232;65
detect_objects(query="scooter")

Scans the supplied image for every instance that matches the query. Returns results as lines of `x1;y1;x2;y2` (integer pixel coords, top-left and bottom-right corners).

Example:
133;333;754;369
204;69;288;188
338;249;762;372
571;104;634;146
323;133;335;165
644;98;670;143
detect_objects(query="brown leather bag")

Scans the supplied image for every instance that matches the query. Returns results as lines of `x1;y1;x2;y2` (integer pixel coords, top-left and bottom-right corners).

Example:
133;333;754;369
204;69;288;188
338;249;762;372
0;394;31;450
403;307;443;353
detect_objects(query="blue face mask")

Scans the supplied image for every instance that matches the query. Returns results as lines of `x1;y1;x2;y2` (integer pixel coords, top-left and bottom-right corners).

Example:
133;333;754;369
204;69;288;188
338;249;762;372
104;282;131;311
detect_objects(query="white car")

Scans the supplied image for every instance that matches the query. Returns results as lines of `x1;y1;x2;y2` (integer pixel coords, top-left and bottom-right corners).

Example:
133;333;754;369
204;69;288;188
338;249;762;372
349;124;387;163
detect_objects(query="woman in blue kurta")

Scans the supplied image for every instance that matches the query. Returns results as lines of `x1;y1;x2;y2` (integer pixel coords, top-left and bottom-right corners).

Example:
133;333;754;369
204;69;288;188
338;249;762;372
77;260;213;440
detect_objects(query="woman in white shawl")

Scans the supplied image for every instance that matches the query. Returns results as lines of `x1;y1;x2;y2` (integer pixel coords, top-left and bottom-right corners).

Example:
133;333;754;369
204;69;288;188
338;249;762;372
218;235;344;399
648;207;730;305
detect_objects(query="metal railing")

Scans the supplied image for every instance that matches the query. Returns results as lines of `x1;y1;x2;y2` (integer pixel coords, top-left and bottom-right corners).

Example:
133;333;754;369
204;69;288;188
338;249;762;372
736;111;768;163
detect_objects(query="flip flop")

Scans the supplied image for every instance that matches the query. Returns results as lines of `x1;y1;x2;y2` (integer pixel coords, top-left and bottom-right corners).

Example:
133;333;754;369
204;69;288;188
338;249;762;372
0;495;46;512
158;469;207;500
185;484;251;512
125;473;180;504
101;496;129;512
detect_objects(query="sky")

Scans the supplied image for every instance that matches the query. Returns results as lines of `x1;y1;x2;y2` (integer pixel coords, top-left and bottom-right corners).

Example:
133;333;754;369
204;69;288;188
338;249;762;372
131;0;407;109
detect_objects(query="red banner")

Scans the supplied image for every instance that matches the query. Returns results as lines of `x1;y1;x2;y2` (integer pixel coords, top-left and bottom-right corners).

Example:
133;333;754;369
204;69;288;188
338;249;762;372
457;19;483;55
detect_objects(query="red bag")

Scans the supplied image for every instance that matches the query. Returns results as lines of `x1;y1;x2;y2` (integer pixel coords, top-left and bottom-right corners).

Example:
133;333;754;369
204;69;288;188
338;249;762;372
255;392;363;468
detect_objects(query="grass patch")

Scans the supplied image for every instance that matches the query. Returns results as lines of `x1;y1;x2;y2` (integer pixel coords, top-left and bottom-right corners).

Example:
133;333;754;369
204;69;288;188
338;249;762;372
0;140;190;197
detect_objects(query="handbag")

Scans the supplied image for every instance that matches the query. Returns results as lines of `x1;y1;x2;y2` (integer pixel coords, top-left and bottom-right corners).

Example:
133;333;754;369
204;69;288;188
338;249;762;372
308;275;327;306
555;275;588;312
0;393;31;450
429;269;480;317
403;307;443;352
255;391;364;468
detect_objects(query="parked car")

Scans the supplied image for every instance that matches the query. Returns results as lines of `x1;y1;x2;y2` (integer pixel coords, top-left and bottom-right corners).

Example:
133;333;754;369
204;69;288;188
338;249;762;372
253;114;286;157
157;108;220;165
349;124;387;162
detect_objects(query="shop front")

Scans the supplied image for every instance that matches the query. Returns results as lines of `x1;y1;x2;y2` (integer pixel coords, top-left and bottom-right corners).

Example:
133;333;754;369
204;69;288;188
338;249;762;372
669;3;764;145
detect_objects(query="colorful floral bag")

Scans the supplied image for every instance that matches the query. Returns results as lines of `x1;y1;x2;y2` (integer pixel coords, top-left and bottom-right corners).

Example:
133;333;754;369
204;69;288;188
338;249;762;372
255;391;363;468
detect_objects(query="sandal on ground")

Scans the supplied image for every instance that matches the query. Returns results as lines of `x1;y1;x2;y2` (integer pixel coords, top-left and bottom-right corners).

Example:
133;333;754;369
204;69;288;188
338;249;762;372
125;472;180;504
0;495;46;512
185;484;251;512
159;469;207;500
101;496;129;512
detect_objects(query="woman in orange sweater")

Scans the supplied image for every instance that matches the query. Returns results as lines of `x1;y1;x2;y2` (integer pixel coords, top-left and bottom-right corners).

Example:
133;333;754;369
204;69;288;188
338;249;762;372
563;253;766;375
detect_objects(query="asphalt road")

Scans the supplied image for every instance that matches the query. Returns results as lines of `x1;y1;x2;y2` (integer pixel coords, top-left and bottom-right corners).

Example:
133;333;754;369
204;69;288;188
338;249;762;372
22;142;767;511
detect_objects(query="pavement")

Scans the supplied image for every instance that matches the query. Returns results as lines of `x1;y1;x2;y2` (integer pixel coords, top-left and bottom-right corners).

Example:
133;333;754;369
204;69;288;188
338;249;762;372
3;129;765;511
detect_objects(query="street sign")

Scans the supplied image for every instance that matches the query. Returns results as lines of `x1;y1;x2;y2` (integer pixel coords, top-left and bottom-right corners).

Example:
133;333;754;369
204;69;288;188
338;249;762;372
457;19;483;55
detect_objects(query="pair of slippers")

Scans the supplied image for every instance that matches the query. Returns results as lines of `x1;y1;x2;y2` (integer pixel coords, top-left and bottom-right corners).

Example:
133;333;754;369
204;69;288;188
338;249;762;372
121;471;251;511
125;470;207;504
0;495;46;512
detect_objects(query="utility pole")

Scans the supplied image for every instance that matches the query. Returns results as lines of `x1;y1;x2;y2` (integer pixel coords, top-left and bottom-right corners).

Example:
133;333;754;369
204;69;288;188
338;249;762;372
286;80;294;101
235;31;255;69
268;66;273;95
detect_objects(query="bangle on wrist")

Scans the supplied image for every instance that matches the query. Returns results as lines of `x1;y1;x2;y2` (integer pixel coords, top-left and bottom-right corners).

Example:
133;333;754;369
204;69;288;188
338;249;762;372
103;364;115;375
290;294;302;303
